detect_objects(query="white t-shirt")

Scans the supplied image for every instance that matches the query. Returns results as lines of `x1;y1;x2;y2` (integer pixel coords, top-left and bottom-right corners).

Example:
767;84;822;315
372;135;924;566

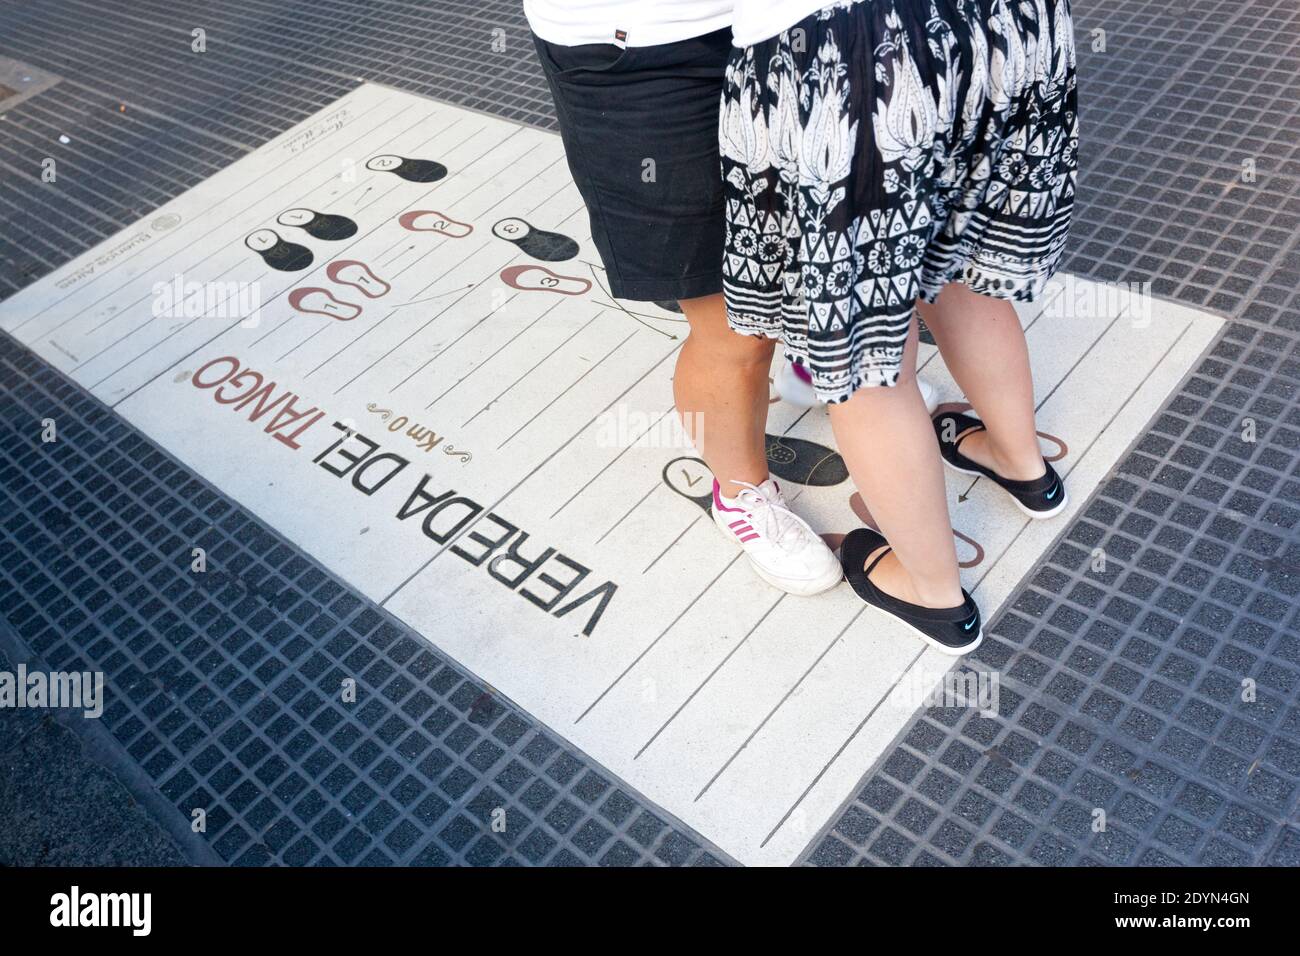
731;1;841;47
524;0;733;47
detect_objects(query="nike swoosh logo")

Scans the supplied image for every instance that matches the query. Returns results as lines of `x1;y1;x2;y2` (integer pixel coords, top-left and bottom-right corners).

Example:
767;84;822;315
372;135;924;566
1045;483;1059;500
963;617;978;631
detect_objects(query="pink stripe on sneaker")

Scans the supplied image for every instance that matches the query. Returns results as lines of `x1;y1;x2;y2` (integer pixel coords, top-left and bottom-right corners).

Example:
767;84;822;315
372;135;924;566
713;479;744;513
739;533;760;542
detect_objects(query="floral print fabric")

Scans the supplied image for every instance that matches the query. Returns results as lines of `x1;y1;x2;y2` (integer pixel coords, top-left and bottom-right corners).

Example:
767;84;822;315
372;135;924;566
720;0;1078;403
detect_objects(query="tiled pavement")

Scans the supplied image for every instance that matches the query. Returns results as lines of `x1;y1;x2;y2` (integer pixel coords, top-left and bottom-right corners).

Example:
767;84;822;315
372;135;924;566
0;0;1297;866
0;633;196;866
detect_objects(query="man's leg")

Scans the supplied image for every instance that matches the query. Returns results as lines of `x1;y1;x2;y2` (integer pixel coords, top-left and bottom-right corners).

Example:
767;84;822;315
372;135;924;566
674;293;774;496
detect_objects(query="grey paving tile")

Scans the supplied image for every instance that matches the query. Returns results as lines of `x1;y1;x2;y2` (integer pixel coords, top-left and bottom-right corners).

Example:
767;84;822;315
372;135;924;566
0;644;190;866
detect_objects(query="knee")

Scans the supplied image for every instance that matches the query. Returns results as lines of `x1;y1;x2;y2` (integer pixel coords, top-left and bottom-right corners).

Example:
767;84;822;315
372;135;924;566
679;295;774;368
692;324;774;369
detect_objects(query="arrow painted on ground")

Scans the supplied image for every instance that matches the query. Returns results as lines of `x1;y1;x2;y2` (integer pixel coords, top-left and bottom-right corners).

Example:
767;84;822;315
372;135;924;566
586;263;680;340
383;243;418;266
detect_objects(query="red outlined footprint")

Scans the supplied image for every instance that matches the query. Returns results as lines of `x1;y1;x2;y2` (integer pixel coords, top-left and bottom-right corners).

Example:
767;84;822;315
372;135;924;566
500;264;591;296
288;287;362;321
951;529;986;569
326;260;390;299
398;210;473;237
1037;432;1068;463
936;400;1069;462
843;492;985;569
821;531;849;553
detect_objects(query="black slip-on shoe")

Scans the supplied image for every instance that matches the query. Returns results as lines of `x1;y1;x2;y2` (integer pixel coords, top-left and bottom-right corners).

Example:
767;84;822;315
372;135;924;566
840;528;982;655
932;410;1068;519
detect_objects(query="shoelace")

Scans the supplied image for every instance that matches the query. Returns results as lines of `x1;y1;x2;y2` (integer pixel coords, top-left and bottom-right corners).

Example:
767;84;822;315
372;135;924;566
730;481;818;554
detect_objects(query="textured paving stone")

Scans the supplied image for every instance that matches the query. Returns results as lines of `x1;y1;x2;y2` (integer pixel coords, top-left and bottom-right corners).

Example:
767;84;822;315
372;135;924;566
0;645;190;866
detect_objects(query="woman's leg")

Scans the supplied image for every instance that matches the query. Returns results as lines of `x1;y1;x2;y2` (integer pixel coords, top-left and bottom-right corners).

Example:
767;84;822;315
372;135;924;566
674;293;775;496
827;319;964;609
918;282;1045;481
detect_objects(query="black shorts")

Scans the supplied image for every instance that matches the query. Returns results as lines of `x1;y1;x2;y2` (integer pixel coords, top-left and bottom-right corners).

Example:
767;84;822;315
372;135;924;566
531;29;731;302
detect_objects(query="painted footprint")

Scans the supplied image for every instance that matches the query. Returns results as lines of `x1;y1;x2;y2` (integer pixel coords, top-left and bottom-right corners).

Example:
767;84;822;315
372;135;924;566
933;400;1069;462
366;154;447;183
276;207;358;241
288;287;363;321
492;217;579;262
326;260;390;299
765;434;849;486
663;456;715;513
398;210;473;237
848;492;986;569
500;264;591;296
245;229;313;272
1039;432;1068;463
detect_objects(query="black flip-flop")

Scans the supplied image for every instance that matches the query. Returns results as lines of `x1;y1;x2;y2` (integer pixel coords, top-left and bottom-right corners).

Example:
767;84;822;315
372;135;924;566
932;410;1068;519
840;528;982;655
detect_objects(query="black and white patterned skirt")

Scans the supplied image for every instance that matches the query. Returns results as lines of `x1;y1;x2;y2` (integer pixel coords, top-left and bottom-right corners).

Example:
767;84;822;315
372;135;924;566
720;0;1079;403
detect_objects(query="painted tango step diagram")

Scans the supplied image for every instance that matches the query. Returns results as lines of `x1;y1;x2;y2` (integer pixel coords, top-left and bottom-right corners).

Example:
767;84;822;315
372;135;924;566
0;83;1223;865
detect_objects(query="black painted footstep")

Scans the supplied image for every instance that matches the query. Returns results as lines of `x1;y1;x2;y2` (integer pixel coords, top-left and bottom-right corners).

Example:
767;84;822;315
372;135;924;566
662;456;715;513
366;154;447;183
245;229;313;272
277;207;358;240
491;217;579;262
764;434;849;486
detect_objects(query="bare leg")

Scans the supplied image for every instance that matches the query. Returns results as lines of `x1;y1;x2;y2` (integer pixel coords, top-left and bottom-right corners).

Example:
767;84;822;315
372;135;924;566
674;293;774;496
918;282;1044;480
827;319;963;609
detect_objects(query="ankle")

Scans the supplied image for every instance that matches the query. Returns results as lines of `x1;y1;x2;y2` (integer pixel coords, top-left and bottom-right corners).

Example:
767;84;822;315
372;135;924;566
906;578;965;610
869;552;963;609
963;430;1042;481
986;442;1045;482
717;475;770;502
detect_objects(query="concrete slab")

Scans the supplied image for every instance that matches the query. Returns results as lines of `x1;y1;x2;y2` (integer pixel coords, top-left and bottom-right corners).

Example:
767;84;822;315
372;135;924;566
0;84;1224;865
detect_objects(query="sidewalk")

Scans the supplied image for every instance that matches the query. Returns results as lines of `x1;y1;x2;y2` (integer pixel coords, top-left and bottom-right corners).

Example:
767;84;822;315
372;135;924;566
1;0;1297;866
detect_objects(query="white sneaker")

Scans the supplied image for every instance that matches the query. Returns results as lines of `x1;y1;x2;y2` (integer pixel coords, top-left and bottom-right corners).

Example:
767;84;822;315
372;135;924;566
775;359;938;412
711;478;843;596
